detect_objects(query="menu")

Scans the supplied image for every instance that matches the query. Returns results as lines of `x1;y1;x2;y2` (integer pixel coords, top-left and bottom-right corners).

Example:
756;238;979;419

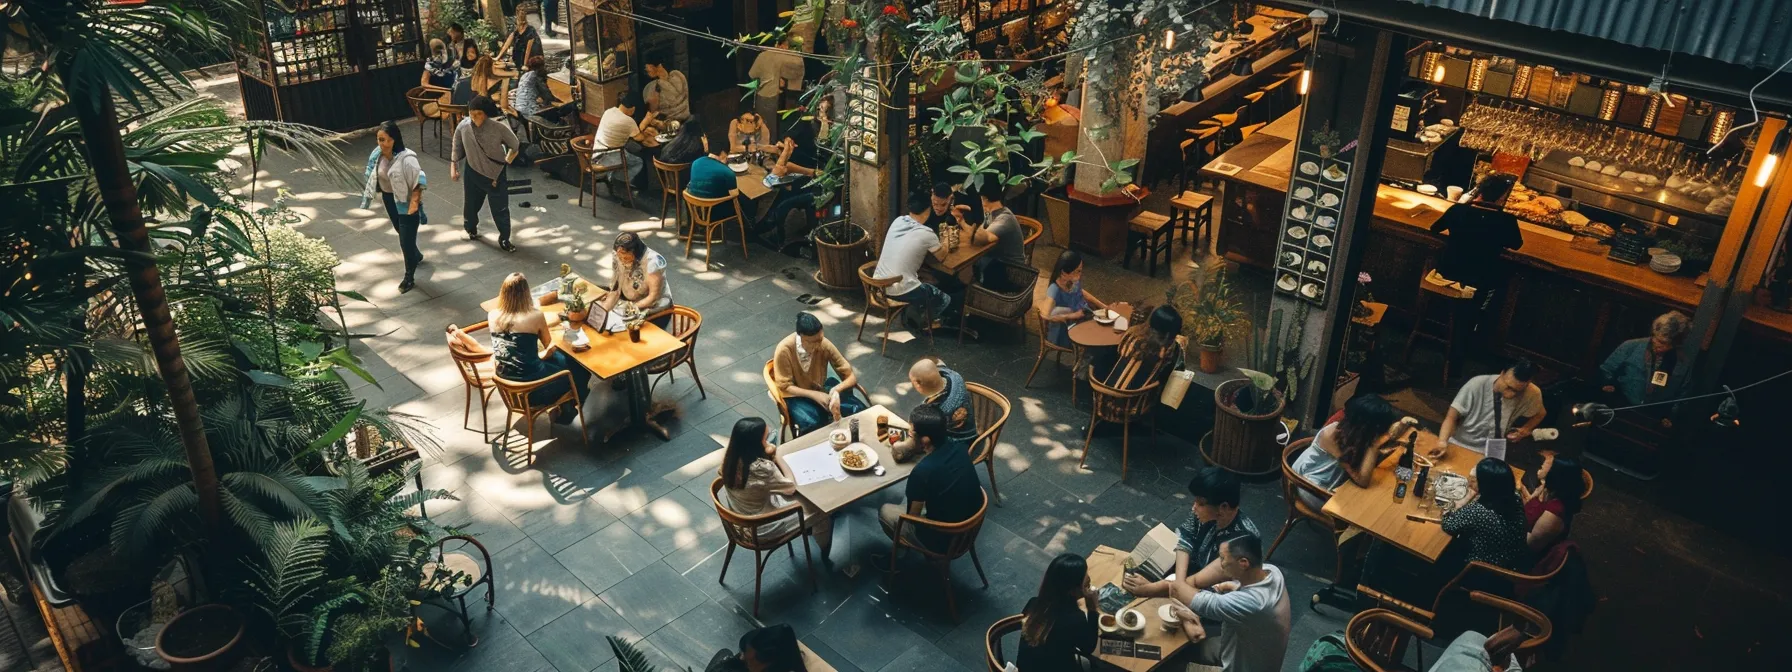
783;444;848;485
846;67;881;165
1274;145;1352;306
1098;637;1162;660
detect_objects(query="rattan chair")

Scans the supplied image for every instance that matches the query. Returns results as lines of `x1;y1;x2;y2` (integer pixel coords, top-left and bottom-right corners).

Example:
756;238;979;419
709;478;818;617
447;322;497;437
570;135;632;211
404;86;450;157
683;190;749;270
857;260;926;356
1079;369;1161;481
1025;310;1084;406
964;382;1011;505
1266;437;1353;583
1015;215;1044;260
653;159;691;232
643;305;705;400
958;261;1039;344
887;489;990;621
984;614;1024;672
492;370;588;462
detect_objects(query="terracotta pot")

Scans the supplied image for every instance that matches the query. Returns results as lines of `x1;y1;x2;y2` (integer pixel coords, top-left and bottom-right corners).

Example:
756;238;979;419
155;604;245;672
288;644;333;672
565;309;588;324
1197;343;1224;374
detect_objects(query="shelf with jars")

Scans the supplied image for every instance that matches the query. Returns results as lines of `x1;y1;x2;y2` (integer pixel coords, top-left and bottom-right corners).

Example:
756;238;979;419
234;0;425;130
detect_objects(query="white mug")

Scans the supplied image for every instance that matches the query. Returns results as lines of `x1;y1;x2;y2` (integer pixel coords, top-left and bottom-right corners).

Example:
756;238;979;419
1446;186;1464;201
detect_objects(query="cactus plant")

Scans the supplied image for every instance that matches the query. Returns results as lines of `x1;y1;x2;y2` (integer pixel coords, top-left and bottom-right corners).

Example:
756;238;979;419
1238;303;1315;413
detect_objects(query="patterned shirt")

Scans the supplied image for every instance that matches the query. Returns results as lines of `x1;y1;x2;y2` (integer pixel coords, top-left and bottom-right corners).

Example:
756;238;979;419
1175;512;1260;569
1441;500;1527;570
925;366;978;450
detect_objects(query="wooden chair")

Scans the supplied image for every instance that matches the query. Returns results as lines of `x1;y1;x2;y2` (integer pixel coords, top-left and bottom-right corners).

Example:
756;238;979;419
709;478;818;617
1472;590;1554;668
984;614;1024;672
492;370;588;462
965;383;1012;505
415;534;495;648
1360;542;1581;624
958;261;1038;344
1079;370;1161;481
1123;211;1174;277
887;489;990;621
1265;438;1352;583
1015;215;1044;259
1170;190;1216;249
761;359;870;440
683;190;750;270
570;135;632;211
1177;134;1220;195
1345;606;1432;672
1024;311;1084;406
404;86;451;157
652;159;691;232
856;260;928;356
643;305;705;400
448;322;498;437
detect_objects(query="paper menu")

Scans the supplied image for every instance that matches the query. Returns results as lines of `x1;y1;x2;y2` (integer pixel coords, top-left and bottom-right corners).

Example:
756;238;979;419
1126;524;1180;583
783;444;848;485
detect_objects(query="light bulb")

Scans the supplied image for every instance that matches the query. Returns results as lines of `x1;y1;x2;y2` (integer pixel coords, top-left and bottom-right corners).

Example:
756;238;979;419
1164;30;1175;50
1299;69;1311;95
1432;64;1445;83
1755;153;1779;188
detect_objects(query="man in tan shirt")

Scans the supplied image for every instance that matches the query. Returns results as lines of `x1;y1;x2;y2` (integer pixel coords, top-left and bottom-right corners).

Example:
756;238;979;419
773;312;867;436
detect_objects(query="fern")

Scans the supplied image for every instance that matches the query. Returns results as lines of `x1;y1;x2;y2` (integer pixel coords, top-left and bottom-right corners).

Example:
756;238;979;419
610;636;661;672
246;518;337;663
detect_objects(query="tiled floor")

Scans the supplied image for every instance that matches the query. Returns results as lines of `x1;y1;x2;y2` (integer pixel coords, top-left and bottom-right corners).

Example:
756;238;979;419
243;114;1788;672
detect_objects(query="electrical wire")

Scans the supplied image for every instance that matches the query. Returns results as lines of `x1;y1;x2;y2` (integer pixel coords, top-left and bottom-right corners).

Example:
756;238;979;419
1593;366;1792;415
1707;50;1792;153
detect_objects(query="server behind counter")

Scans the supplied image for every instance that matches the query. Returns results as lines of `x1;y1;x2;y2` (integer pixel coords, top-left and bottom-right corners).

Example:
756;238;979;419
1429;172;1523;374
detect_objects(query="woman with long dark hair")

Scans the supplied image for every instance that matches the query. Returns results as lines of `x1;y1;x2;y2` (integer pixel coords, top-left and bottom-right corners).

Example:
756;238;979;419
1291;394;1419;508
1017;553;1100;671
716;417;833;559
1099;304;1185;389
1442;458;1529;570
658;114;708;165
1524;456;1584;554
1036;250;1108;349
372;121;425;292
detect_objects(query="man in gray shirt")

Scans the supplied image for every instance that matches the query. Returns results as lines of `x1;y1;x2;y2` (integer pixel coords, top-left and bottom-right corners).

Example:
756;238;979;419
1436;359;1545;457
973;181;1029;292
1166;533;1291;672
450;96;521;252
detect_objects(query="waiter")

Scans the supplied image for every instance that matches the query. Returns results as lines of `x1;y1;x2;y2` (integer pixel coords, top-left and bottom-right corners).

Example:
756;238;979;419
1429;172;1523;375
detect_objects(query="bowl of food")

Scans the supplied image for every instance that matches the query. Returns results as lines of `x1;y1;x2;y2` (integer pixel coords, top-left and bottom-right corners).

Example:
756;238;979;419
1117;609;1148;635
1092;309;1118;325
838;443;879;472
1157;604;1182;631
1098;613;1120;634
829;429;850;448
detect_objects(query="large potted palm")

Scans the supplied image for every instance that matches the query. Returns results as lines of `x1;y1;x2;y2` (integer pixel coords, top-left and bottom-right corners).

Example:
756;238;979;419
813;219;871;290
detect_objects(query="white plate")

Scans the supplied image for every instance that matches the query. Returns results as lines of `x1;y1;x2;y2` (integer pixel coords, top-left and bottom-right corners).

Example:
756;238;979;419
1277;275;1298;291
1092;309;1118;325
1307;260;1327;274
1291;205;1312;221
1288;226;1308;239
1313;234;1333;248
1315;215;1336;229
838;443;879;472
1281;251;1302;268
728;163;750;173
1300;283;1320;298
1323;165;1348;182
1319;193;1340;208
1299;161;1320;176
1294;186;1315;200
1158;603;1181;625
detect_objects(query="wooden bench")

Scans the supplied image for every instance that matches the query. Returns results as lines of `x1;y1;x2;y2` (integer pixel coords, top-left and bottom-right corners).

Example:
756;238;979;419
1124;211;1174;277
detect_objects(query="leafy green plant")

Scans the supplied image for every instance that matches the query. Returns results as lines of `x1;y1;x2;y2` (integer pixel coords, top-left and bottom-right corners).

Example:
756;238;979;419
1237;303;1315;414
610;635;692;672
246;518;357;665
1171;266;1248;349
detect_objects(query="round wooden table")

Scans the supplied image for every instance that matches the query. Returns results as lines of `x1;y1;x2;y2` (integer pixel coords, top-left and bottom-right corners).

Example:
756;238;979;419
1068;302;1132;348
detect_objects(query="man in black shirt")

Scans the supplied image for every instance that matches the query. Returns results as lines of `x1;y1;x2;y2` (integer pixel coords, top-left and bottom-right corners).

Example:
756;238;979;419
922;182;983;232
879;405;984;553
1429;172;1523;374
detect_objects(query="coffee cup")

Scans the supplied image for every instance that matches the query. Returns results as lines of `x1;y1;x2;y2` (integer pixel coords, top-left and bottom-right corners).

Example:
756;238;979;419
1446;186;1464;201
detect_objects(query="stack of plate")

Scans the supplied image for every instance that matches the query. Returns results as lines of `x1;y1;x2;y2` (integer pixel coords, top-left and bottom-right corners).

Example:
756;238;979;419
1650;253;1682;274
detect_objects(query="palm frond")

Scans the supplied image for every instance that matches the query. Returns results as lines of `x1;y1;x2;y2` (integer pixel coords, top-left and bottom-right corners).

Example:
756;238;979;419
609;636;662;672
114;482;198;556
219;487;276;545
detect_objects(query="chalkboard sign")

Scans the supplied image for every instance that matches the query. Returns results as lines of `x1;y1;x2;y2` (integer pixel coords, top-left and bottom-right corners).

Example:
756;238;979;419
1606;229;1650;265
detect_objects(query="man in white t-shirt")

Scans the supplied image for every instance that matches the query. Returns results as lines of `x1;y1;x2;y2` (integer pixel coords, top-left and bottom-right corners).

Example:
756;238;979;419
873;192;956;328
1436;359;1545;457
1167;533;1291;672
591;93;658;193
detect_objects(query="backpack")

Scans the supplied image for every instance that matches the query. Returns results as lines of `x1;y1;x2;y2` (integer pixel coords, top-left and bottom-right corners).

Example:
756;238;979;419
1297;631;1359;672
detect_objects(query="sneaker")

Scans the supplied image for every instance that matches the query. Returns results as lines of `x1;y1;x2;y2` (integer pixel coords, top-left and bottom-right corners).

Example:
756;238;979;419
465;227;479;240
398;277;415;293
499;239;517;252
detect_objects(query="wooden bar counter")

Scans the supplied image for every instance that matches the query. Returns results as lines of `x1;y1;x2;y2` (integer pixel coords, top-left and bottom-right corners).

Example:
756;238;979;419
1198;107;1764;376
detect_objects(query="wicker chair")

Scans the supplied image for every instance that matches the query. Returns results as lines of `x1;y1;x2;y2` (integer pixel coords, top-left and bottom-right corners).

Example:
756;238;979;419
447;322;497;437
643;305;705;400
404;86;450;157
1266;437;1352;583
683;190;749;270
709;478;818;617
653;159;691;232
887;489;990;621
492;370;588;462
1079;369;1161;481
856;260;926;356
570;135;631;212
984;614;1024;672
958;261;1039;344
964;383;1011;505
1015;215;1044;259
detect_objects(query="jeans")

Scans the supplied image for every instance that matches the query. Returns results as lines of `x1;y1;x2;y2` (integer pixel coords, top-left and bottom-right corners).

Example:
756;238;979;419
542;0;560;31
785;377;868;437
380;191;423;278
463;165;512;242
888;283;951;325
757;186;815;245
595;140;650;192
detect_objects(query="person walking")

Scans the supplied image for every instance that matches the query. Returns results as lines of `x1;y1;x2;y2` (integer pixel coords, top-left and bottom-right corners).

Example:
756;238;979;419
370;121;424;292
450;95;521;252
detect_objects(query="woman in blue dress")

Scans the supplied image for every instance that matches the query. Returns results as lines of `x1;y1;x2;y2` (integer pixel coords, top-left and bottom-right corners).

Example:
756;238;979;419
1035;250;1109;348
488;273;592;419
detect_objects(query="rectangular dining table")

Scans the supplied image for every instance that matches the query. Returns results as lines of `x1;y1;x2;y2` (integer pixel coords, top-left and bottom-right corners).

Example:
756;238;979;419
1085;545;1193;672
772;405;916;514
1321;430;1527;562
927;232;995;281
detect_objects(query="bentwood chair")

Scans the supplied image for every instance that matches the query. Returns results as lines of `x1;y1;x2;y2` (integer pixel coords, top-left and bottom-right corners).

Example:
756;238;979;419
1266;438;1353;584
683;190;750;270
1080;369;1162;481
856;260;924;356
887;489;991;622
958;261;1038;344
709;478;819;617
1015;215;1044;260
404;86;450;157
447;322;497;437
1345;606;1433;672
1025;313;1084;406
762;359;797;441
964;383;1012;505
652;159;691;232
570;136;632;211
492;370;588;462
1472;590;1554;669
1360;542;1581;626
984;614;1025;672
644;305;706;400
414;534;495;648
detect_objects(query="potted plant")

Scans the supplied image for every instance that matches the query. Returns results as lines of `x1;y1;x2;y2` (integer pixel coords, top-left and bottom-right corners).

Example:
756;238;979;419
563;285;589;325
1311;122;1345;159
812;220;870;290
1207;305;1312;476
155;604;245;671
1172;266;1247;373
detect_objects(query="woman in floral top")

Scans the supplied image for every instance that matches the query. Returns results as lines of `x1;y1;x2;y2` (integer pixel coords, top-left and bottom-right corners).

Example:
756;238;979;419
598;232;674;327
716;417;833;559
1443;458;1529;570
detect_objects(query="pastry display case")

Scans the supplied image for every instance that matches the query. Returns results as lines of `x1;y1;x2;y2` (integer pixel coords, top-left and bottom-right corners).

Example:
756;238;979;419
235;0;424;131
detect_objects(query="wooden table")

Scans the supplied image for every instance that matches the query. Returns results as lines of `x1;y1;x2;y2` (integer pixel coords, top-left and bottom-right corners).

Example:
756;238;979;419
1069;302;1134;348
736;163;773;201
773;405;916;514
1321;431;1524;562
1085;545;1192;672
927;229;996;279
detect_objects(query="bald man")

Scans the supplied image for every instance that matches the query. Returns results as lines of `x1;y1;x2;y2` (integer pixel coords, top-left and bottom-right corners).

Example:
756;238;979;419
893;358;978;462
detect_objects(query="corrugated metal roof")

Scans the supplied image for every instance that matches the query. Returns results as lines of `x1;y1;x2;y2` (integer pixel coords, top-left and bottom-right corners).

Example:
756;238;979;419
1397;0;1792;71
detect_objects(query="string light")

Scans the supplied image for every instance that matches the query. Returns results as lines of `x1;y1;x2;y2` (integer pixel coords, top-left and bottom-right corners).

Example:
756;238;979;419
1754;127;1788;188
1432;63;1445;83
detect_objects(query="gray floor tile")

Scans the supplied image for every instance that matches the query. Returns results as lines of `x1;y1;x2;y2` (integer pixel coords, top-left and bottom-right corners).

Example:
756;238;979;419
514;494;622;555
598;561;711;636
525;596;641;672
644;600;760;669
555;522;666;595
490;538;598;636
622;488;727;555
808;592;937;671
878;638;976;672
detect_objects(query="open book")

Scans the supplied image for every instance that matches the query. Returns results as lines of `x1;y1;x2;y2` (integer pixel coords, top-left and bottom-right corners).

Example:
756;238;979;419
1126;524;1180;583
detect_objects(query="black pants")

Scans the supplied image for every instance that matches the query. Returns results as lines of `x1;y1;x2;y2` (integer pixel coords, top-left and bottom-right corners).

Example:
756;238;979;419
381;191;423;278
463;166;512;242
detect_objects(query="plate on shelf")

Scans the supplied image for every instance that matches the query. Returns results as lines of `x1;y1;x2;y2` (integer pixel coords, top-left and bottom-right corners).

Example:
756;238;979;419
1312;233;1332;248
1281;251;1302;268
1300;283;1321;298
1319;193;1341;208
1291;205;1312;221
1307;260;1327;274
1299;161;1320;176
1322;165;1348;182
1294;186;1315;201
1315;215;1336;229
1277;275;1298;291
1287;226;1308;240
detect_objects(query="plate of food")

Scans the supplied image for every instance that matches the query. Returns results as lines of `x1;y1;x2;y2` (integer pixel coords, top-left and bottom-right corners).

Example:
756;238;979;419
1300;283;1320;298
728;162;750;173
1319;193;1341;208
1307;260;1327;274
1299;161;1320;176
1322;165;1348;182
1277;274;1298;291
1092;308;1119;325
1281;251;1302;268
1315;215;1336;229
838;443;879;472
1291;205;1312;221
1312;233;1333;248
1287;226;1308;240
1294;186;1315;201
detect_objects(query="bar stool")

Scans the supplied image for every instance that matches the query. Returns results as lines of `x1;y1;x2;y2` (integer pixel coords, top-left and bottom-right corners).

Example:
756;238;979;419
1177;133;1219;194
1260;76;1291;120
1170;190;1215;249
1400;264;1478;385
1123;211;1174;277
